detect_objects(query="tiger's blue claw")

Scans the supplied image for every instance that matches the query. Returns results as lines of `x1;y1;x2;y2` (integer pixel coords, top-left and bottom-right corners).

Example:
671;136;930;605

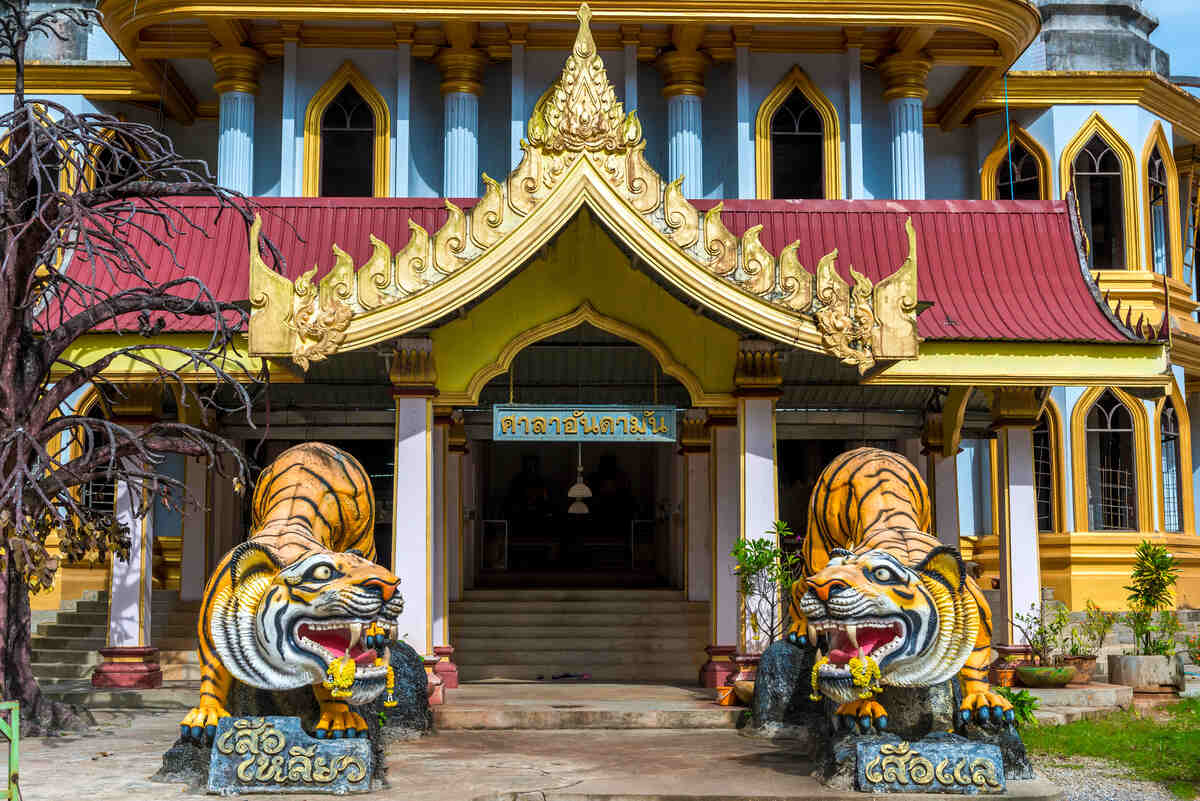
205;724;216;739
960;709;971;723
976;706;990;723
1004;709;1016;723
876;716;888;731
190;726;202;741
315;728;328;739
859;716;871;731
991;706;1005;723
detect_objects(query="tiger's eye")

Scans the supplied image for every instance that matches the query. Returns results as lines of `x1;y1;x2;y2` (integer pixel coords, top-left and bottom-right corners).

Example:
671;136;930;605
312;565;332;580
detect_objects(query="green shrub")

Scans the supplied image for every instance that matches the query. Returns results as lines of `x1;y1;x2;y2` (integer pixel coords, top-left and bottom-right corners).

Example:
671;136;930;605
1124;541;1182;655
994;686;1040;728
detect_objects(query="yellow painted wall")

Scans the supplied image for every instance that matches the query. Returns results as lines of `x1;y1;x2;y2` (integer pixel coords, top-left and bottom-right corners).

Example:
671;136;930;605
432;210;740;400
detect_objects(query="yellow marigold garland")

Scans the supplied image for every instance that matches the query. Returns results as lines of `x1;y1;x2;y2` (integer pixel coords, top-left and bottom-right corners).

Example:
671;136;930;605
809;656;829;701
848;655;882;699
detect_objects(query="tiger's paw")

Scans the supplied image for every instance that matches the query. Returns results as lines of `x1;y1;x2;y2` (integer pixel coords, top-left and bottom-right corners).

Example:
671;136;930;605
180;699;229;743
835;698;889;734
785;613;810;648
960;690;1014;726
315;705;368;739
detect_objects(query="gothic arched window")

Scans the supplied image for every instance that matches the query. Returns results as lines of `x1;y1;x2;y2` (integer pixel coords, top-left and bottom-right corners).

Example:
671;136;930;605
320;84;375;197
1085;390;1137;531
1148;147;1171;275
996;140;1043;201
769;90;824;199
1161;401;1182;533
1074;134;1126;270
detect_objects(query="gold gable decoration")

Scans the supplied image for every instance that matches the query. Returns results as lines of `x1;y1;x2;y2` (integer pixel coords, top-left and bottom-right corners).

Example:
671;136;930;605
247;3;919;374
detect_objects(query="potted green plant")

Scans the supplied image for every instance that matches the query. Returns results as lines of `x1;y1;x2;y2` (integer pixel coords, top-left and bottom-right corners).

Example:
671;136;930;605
729;521;802;703
1061;600;1116;684
1109;541;1185;691
1011;604;1076;687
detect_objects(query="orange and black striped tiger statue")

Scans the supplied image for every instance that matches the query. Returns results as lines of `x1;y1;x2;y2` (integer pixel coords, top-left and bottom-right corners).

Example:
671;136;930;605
787;447;1012;732
180;443;404;742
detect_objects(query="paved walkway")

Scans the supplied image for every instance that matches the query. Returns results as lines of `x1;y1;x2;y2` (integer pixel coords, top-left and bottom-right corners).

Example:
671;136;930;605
10;709;1062;801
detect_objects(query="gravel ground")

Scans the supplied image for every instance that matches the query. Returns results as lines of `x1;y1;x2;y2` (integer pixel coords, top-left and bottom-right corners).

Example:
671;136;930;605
1034;755;1182;801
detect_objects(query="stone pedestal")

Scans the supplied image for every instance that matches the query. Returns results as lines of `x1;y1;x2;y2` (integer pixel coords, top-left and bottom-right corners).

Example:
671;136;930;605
424;656;445;706
747;640;824;751
91;646;162;689
433;645;459;689
699;645;736;688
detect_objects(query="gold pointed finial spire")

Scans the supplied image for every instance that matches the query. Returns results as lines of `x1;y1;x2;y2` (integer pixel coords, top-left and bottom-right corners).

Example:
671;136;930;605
526;2;626;152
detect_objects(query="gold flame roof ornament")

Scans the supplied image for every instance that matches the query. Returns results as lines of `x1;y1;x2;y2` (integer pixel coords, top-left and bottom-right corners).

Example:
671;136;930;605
248;3;919;374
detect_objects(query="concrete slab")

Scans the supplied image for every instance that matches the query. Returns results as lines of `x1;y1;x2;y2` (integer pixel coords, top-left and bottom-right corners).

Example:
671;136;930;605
436;681;739;730
1024;683;1133;710
9;711;1062;801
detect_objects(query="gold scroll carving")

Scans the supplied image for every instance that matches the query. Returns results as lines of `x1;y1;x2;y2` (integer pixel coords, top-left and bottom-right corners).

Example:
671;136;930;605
245;2;920;372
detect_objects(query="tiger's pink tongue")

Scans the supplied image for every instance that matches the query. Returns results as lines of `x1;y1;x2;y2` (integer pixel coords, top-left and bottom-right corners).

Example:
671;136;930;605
827;626;896;664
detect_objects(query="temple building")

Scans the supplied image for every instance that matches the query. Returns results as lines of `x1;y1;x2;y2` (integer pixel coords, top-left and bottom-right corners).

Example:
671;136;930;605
7;0;1200;687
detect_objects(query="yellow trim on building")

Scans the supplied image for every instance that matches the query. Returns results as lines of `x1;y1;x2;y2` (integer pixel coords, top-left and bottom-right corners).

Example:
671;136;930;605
301;60;390;198
1039;533;1200;610
980;125;1052;201
754;65;842;200
1069;386;1154;534
1141;121;1185;281
865;340;1169;387
1058;111;1142;271
50;334;301;384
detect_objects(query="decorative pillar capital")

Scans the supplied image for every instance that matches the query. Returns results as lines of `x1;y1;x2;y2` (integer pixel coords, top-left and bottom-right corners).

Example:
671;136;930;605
734;341;783;398
211;46;266;95
989;387;1046;430
390;338;438;396
878;53;932;103
436;22;487;96
656;24;710;98
619;23;641;46
279;21;302;43
680;410;711;453
393;23;416;46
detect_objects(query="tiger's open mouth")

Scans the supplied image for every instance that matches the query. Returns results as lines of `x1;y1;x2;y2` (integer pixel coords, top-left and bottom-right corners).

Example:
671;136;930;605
811;618;906;666
296;621;385;668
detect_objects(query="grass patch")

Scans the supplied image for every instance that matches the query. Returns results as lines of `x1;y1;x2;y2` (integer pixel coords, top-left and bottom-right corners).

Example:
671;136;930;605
1022;698;1200;799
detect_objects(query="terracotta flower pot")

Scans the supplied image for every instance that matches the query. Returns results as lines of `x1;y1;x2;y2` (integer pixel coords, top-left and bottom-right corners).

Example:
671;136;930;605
989;665;1018;688
731;653;760;705
1061;655;1098;684
1016;665;1076;688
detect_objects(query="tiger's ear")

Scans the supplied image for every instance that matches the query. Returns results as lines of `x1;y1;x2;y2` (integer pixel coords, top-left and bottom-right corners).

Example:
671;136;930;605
229;541;281;585
829;548;854;559
915;546;965;592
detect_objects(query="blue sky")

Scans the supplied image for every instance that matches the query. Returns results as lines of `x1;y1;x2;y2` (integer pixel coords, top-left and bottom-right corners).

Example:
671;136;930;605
1147;0;1200;78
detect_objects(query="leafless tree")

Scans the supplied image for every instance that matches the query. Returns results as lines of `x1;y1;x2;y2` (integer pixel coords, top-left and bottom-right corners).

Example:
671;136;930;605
0;0;272;734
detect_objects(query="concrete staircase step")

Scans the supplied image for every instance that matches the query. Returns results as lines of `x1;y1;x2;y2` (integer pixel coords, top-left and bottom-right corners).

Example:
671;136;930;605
451;637;698;652
450;601;708;614
459;589;687;602
435;705;738;730
451;613;706;628
454;650;701;665
1033;706;1112;726
31;649;102;665
31;662;94;679
1024;683;1133;710
37;623;107;638
458;665;700;682
32;636;106;651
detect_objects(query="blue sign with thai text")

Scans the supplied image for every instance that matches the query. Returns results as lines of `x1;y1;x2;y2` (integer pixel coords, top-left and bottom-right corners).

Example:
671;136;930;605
493;404;677;442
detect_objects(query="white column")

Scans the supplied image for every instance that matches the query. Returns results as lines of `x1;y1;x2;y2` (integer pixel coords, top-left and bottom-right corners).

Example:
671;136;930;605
510;42;525;169
997;426;1041;644
888;96;925;200
218;91;255;194
712;423;739;647
932;452;960;548
444;92;479;198
685;447;712;602
280;39;298;196
739;396;778;652
108;451;154;648
179;457;208;601
394;40;412;197
394;395;433;655
446;442;464;603
735;44;754;200
431;422;447;648
668;94;703;197
845;47;865;199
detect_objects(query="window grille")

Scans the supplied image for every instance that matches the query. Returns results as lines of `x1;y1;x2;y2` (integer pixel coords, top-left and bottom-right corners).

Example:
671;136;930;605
1149;147;1171;275
1085;390;1136;531
1032;415;1053;532
1161;403;1182;533
996;140;1042;201
770;90;823;199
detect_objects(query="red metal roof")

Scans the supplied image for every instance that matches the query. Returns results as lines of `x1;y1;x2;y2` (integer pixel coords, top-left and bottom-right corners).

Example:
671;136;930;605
66;196;1132;343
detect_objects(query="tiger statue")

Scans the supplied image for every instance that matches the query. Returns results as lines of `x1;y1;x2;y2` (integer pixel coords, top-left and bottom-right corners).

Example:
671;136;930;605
180;442;404;742
786;447;1011;732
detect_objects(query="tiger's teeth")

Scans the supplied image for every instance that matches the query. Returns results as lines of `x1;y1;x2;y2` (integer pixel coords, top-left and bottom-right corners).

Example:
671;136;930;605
846;625;858;649
807;623;817;642
348;623;362;650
